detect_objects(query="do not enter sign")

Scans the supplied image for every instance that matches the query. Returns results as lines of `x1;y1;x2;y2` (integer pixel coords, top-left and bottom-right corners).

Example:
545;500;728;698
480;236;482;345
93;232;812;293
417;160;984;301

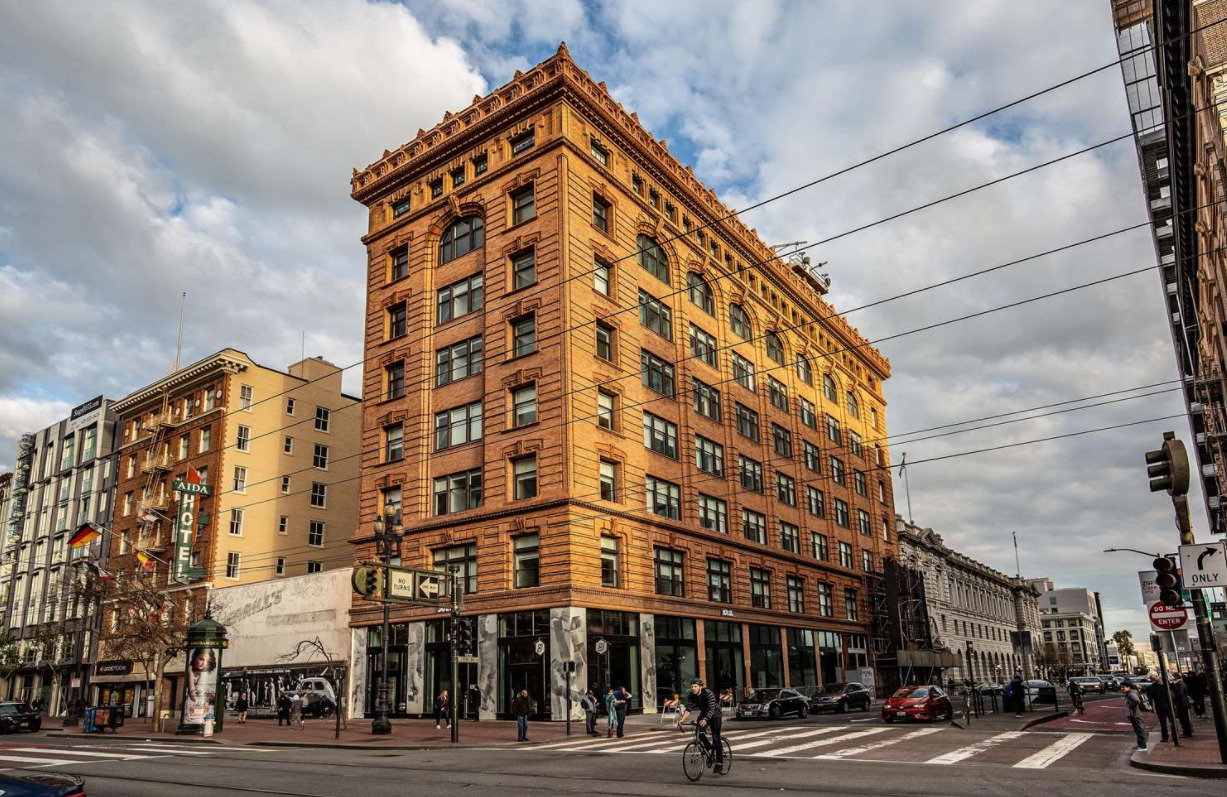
1149;601;1188;632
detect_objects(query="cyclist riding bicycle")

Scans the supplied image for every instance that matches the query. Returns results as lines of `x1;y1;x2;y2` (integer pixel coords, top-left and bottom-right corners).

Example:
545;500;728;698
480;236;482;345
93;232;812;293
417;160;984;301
1067;680;1085;714
677;678;724;771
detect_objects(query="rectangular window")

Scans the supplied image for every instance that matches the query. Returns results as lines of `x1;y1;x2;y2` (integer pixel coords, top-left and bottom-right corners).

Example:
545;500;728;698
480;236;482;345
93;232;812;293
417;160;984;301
233;466;247;493
229;508;244;536
281;475;291;494
513;455;538;500
593;194;610;232
640;350;675;397
198;426;211;453
732;353;755;391
849;431;863;458
597;390;616;430
838;541;854;568
226;552;241;580
433;468;483;515
436;273;484;323
309;520;324;548
510;131;535;156
787;576;805;613
386;362;405;399
473;153;488;175
739;455;763;493
776;472;797;506
861;549;874;573
513;534;539;588
313;444;329;469
772;424;793;457
780;521;800;553
689;324;718;367
512;250;535;290
307;561;322;574
708;559;732;603
800;399;817;429
512;316;536;357
645;475;681;519
825;415;841;444
811;532;829;560
435;335;484;386
433;544;478;594
387;302;407;338
594;258;611;296
385;423;404;461
391;246;409;280
600;537;620;588
735;404;759;441
857;508;872;536
830;456;846;485
803;441;821;472
315;407;331;432
817;583;833;617
854;470;867;496
698;494;728;532
278;516;288;535
511;385;536;428
742;509;766;544
834;498;850;528
435;401;483;449
451;166;466;189
806;486;825;517
430;178;443;198
654;547;684;597
511;185;535;224
310;482;327;508
638;290;673;340
694;435;724;475
845;588;859;621
239;385;254;411
642;412;678;458
178;434;189;460
276;558;286;576
590;138;609;166
286;398;296;415
693;379;721;421
750;568;771;609
599;460;618;502
769;378;788;411
595;323;614;361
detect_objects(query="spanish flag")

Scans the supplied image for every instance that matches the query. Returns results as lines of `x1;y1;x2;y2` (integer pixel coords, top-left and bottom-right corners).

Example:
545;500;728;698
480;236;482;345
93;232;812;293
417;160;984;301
135;550;155;572
186;465;203;484
68;523;101;548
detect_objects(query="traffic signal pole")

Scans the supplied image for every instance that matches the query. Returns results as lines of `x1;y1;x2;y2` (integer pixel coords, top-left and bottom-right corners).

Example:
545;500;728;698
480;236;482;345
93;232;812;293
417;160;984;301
449;566;460;744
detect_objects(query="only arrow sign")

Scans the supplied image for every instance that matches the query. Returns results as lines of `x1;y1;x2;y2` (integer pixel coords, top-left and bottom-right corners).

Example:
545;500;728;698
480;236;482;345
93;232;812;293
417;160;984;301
1197;546;1219;570
1179;541;1227;589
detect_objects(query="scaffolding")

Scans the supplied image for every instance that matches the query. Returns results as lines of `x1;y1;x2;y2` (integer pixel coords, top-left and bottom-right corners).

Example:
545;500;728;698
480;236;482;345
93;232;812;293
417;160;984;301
866;556;952;694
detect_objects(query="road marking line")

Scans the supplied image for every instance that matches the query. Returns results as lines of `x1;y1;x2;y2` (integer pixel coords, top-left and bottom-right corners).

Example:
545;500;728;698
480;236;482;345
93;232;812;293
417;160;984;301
536;726;770;752
7;748;145;760
751;728;889;757
734;727;843;752
1012;733;1094;769
927;731;1025;765
119;745;215;755
0;755;78;766
815;726;946;758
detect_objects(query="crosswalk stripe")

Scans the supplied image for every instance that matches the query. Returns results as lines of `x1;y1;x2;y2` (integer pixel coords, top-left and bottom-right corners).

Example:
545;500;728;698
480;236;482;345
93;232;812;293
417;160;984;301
0;755;78;767
119;745;215;755
535;725;770;753
1012;733;1094;769
6;748;145;760
734;727;843;752
639;726;812;754
927;731;1025;765
754;728;889;758
815;726;947;759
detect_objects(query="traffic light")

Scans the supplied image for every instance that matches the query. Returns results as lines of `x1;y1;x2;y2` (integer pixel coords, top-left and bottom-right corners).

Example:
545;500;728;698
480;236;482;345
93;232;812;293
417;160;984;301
1152;556;1184;607
455;617;474;653
1145;434;1189;496
352;566;381;598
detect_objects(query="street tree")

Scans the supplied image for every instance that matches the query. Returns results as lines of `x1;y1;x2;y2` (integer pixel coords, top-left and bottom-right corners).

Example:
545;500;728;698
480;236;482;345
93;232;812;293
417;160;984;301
1112;630;1136;657
0;631;21;696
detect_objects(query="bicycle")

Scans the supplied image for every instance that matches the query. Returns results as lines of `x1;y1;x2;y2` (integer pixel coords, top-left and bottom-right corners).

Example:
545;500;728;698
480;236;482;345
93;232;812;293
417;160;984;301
678;721;732;782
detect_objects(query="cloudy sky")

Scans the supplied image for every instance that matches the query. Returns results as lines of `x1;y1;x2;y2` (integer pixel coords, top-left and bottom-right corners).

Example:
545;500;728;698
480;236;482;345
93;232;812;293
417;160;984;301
0;0;1209;642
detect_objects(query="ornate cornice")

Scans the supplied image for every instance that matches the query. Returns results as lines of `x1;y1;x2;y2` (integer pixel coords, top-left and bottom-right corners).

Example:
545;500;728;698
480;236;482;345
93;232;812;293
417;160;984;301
110;351;251;415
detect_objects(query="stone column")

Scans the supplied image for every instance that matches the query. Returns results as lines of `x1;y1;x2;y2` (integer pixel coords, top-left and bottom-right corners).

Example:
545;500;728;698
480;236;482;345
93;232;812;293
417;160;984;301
404;621;425;716
549;607;586;720
477;613;498;720
639;613;657;714
348;627;367;720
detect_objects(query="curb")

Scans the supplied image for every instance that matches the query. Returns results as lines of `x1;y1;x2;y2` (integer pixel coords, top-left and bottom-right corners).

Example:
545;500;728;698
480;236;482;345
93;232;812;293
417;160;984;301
1130;749;1227;779
948;710;1065;731
44;731;223;745
255;740;496;750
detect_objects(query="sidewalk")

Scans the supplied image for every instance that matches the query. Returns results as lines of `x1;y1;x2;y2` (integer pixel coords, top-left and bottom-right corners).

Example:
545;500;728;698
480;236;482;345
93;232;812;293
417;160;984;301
1130;712;1227;779
948;706;1066;732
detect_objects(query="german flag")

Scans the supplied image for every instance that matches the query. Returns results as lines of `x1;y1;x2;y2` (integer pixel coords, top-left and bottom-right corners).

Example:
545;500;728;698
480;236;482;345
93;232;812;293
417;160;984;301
68;523;101;548
135;550;155;572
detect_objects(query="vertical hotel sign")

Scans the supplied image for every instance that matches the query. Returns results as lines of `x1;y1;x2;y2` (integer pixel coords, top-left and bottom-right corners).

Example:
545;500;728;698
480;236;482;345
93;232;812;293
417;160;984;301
172;473;210;584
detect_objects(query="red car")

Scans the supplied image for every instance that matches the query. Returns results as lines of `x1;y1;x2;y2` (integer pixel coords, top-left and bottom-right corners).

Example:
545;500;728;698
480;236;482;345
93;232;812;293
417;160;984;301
881;685;952;723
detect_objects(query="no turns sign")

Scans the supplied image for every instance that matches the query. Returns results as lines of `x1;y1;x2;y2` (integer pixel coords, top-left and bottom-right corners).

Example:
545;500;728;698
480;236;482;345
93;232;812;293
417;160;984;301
1149;601;1189;632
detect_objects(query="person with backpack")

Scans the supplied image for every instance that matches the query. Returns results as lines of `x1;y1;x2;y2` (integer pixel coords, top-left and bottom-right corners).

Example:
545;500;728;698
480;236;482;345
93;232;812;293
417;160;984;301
580;688;598;736
1123;681;1148;751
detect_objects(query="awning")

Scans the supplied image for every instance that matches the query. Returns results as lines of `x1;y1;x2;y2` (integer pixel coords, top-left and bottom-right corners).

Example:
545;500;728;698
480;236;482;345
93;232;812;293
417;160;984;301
90;674;155;684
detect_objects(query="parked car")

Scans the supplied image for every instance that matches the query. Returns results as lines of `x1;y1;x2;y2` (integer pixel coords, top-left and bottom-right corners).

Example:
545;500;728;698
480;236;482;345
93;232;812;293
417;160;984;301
734;688;809;720
882;685;953;723
972;682;1003;695
1023;679;1057;706
0;773;84;796
810;682;872;714
1072;676;1105;694
296;677;336;718
0;702;42;733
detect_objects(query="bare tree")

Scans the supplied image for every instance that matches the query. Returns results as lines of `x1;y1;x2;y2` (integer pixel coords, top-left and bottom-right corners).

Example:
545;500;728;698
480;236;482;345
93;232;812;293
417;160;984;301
0;631;21;697
29;624;70;713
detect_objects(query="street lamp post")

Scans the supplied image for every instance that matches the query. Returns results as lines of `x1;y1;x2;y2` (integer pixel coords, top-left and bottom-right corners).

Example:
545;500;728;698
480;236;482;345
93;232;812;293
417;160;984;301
370;505;402;736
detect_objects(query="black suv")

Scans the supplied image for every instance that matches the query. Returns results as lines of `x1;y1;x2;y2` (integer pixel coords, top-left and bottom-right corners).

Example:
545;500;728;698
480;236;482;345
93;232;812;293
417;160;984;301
810;682;873;713
0;702;42;733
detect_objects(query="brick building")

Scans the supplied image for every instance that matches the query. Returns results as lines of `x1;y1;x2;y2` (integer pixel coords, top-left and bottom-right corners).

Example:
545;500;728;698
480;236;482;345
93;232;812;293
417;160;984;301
349;44;897;719
98;349;360;718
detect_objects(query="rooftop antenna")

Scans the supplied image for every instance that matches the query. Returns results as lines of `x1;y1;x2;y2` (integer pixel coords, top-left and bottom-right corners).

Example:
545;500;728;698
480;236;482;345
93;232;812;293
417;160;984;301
301;330;306;363
174;291;186;371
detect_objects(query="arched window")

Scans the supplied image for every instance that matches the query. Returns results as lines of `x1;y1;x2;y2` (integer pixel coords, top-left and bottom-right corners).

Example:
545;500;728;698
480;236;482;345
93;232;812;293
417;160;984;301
765;332;784;364
729;303;751;341
687;272;714;314
795;354;813;385
823;374;837;401
439;216;484;265
846;391;860;419
637;234;668;283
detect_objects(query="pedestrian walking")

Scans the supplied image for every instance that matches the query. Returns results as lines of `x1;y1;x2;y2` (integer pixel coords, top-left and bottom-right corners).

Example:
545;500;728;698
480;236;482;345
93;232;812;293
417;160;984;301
277;692;291;726
1122;682;1148;751
580;688;598;736
235;692;249;725
468;683;482;721
612;684;631;738
1009;672;1026;718
604;687;617;737
511;689;533;742
1170;675;1193;738
434;690;451;730
290;692;304;730
1186;672;1207;718
1144;677;1174;742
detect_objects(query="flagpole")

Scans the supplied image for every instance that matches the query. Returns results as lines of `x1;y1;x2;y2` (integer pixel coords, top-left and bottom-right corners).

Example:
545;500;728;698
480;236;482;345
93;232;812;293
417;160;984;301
1013;531;1022;578
899;452;914;524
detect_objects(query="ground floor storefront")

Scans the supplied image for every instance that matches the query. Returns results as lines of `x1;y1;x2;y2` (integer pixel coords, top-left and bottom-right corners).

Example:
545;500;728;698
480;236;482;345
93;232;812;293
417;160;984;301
353;607;873;721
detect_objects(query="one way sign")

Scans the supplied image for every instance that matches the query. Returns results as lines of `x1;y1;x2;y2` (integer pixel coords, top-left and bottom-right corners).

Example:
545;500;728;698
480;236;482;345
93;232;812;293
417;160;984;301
1178;541;1227;589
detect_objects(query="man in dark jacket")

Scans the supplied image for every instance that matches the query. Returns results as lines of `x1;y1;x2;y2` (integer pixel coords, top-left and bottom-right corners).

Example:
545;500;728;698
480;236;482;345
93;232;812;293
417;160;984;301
277;692;292;727
612;685;631;738
511;689;533;742
678;678;724;770
235;692;249;724
1185;672;1207;718
1009;673;1026;717
1144;677;1174;742
1170;675;1193;738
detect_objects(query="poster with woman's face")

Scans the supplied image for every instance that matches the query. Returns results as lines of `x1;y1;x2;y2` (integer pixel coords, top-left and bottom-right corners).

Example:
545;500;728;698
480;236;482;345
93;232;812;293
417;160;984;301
183;647;219;725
